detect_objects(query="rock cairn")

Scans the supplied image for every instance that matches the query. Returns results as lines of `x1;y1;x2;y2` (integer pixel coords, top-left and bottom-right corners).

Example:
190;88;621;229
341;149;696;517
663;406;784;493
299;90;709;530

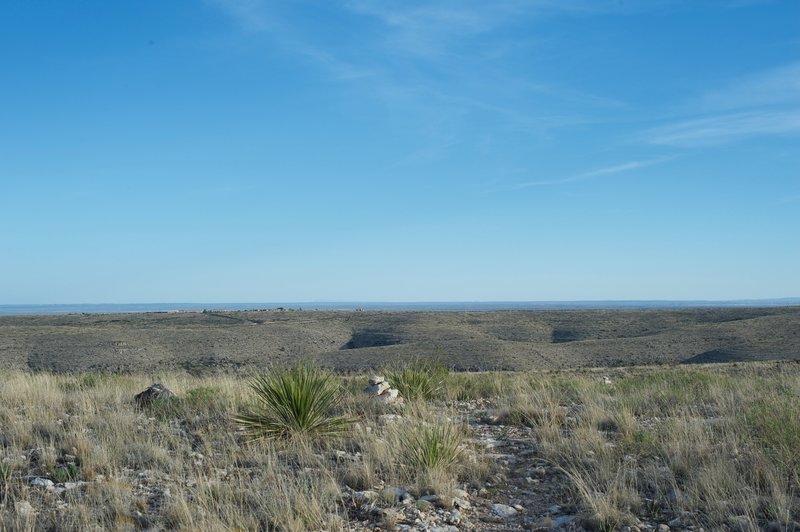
363;375;402;404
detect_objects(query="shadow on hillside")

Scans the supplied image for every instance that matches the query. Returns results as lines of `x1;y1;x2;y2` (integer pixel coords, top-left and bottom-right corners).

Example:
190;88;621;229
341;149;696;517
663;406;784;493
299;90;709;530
681;349;744;364
551;329;579;343
341;329;402;350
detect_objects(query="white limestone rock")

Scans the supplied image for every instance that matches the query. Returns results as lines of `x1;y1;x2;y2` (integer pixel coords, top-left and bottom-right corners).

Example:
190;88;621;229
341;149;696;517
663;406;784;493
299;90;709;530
364;381;391;396
375;388;402;403
491;503;518;518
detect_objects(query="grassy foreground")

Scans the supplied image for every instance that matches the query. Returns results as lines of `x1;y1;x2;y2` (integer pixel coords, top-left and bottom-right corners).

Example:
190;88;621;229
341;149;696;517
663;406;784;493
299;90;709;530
0;362;798;530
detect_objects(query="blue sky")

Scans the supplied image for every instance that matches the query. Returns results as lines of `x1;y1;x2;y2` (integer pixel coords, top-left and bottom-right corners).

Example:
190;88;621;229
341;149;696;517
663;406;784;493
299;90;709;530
1;0;798;303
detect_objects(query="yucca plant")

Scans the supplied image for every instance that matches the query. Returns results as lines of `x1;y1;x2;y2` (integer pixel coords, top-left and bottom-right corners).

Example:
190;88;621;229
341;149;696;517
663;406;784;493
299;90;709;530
386;358;448;401
235;363;354;441
400;421;465;471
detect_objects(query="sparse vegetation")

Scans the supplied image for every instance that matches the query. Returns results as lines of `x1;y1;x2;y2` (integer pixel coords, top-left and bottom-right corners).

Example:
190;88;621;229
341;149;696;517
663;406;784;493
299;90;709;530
526;367;800;530
0;361;798;530
6;307;800;373
386;358;448;401
235;363;354;441
400;419;465;471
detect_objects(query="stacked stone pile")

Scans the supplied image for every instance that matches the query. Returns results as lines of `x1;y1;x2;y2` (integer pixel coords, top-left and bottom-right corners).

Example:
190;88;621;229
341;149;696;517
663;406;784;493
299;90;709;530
363;375;402;404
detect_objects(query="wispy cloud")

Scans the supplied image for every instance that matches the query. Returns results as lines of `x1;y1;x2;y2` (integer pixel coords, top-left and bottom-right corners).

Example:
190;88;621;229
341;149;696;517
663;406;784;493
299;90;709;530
640;60;800;147
208;0;271;32
209;0;632;152
699;61;800;111
513;156;675;188
209;0;376;80
342;0;675;60
210;0;635;106
647;110;800;147
524;81;628;110
343;0;525;58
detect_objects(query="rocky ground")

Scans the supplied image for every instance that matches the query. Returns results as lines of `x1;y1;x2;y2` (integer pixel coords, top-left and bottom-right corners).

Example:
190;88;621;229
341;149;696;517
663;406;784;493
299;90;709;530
4;364;799;531
339;401;714;532
11;399;722;531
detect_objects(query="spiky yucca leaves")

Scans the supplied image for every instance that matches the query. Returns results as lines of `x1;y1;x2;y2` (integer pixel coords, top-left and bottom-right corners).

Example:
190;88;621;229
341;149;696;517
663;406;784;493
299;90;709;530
386;358;448;401
235;363;354;441
400;421;465;471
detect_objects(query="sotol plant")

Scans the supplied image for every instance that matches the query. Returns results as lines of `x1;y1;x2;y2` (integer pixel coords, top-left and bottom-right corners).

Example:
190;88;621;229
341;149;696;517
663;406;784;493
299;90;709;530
235;363;354;440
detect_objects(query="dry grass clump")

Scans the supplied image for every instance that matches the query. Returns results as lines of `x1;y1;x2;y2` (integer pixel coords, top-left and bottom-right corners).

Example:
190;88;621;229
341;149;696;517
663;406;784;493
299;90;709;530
334;398;483;498
492;376;571;428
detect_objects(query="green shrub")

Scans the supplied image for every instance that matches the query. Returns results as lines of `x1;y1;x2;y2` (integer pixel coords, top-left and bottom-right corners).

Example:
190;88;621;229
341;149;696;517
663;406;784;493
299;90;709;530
51;464;80;483
184;386;225;411
235;363;354;441
185;386;219;402
387;358;448;401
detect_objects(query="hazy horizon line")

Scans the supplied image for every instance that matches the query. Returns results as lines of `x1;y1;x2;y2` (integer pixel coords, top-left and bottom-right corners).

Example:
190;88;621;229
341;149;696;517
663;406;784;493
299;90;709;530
3;297;800;306
2;298;799;317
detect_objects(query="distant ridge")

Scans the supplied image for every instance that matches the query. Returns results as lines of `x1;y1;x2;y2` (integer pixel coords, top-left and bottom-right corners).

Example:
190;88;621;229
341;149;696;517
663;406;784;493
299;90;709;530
3;305;800;373
1;298;799;316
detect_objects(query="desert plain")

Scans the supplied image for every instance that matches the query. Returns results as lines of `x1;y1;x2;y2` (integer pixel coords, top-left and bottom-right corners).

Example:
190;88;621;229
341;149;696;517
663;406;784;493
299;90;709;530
1;307;799;531
2;306;799;374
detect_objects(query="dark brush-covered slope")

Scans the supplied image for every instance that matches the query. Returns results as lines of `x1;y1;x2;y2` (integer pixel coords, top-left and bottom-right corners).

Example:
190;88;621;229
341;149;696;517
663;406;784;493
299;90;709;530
0;307;798;373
